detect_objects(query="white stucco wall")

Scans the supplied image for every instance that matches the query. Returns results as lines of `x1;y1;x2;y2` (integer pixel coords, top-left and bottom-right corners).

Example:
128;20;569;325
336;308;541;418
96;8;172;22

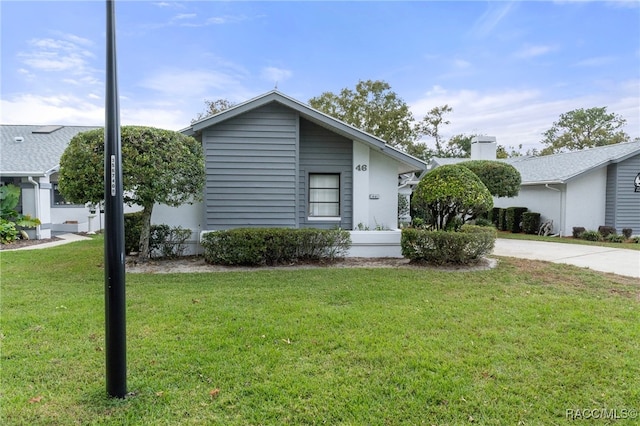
565;168;607;234
494;168;608;236
494;185;563;234
368;150;400;230
152;201;205;255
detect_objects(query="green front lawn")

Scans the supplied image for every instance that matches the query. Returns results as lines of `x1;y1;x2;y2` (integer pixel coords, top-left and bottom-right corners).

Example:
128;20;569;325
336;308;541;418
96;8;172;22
498;231;640;251
2;237;638;425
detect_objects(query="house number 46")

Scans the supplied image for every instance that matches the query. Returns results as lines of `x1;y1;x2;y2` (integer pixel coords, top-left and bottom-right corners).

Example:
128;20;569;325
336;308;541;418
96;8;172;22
355;164;368;171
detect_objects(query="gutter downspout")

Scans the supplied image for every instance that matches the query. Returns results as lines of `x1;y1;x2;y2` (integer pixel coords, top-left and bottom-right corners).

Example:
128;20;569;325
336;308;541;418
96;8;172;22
544;184;563;237
27;176;42;239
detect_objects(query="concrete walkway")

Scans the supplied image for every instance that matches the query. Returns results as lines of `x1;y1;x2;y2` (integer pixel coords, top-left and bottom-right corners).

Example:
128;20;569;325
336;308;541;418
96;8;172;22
2;233;91;251
493;238;640;279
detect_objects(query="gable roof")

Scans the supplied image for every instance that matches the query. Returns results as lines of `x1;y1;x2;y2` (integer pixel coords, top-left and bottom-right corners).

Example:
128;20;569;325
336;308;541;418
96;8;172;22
183;90;427;174
0;125;101;176
431;140;640;185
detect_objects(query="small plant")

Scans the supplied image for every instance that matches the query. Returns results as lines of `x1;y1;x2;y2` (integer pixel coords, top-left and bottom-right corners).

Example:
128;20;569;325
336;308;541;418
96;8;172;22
622;228;633;239
124;211;145;254
598;226;616;238
572;227;586;239
149;224;192;258
579;230;602;242
605;233;625;243
0;184;41;244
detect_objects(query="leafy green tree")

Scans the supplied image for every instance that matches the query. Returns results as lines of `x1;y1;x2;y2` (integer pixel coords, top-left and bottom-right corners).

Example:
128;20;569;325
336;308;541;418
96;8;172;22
418;104;452;157
540;107;629;155
309;80;417;150
412;164;493;230
59;126;205;260
191;98;236;124
459;160;521;197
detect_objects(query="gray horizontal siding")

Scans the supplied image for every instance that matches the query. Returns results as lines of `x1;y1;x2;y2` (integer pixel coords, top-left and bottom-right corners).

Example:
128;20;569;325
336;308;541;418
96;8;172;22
614;155;640;231
203;102;298;229
298;118;353;229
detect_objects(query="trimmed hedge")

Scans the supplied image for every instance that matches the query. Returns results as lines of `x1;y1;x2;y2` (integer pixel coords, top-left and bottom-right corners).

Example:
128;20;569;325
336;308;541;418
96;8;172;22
497;209;508;231
505;207;528;233
401;225;496;265
124;211;145;254
201;228;352;266
522;212;541;235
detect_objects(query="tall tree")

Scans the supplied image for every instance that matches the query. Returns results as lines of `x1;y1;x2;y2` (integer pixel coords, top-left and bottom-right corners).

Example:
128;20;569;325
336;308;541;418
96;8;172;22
59;126;205;260
540;107;629;155
191;98;236;124
418;104;452;157
309;80;417;150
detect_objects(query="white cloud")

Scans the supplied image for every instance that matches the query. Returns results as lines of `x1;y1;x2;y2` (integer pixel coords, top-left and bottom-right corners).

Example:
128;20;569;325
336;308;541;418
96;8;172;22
470;1;516;37
0;94;103;126
514;45;558;59
260;67;293;85
574;56;615;67
138;68;252;101
410;81;640;152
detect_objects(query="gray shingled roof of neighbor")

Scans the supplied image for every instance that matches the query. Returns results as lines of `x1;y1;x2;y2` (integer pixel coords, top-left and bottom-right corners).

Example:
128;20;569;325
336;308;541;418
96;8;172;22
431;140;640;185
0;125;101;176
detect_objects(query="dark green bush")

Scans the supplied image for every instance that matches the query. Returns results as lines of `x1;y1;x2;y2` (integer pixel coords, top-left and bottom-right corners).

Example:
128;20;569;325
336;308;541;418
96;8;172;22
201;228;351;266
401;225;496;265
497;209;508;231
598;226;616;238
572;227;586;239
474;217;494;227
459;160;521;197
505;207;528;233
605;234;625;243
149;224;192;259
579;230;602;242
522;212;541;235
490;207;501;227
124;211;145;254
622;228;633;239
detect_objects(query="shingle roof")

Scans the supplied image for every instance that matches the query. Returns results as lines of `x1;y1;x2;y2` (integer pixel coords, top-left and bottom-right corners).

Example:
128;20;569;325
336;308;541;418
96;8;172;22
504;141;640;184
431;140;640;185
1;125;101;176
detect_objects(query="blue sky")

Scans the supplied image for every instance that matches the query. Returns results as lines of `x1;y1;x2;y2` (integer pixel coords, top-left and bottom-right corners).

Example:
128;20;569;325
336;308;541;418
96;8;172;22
1;0;638;152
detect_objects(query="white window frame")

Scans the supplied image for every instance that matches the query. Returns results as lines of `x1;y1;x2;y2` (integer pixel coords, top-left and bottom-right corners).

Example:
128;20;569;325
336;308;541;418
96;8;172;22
308;173;341;221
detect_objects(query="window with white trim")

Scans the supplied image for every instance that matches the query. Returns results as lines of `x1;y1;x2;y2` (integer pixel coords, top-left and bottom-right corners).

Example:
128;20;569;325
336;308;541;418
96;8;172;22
309;173;340;218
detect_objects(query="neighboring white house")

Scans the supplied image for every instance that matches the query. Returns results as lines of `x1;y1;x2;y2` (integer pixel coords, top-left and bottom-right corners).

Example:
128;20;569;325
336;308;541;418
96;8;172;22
0;125;102;239
431;137;640;237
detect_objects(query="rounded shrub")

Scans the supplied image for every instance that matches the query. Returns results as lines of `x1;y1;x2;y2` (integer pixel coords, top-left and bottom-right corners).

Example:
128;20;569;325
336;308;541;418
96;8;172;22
579;230;602;242
412;164;493;231
459;160;521;198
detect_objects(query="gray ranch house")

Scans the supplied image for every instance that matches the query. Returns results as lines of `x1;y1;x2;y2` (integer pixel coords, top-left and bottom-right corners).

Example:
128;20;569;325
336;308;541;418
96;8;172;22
431;137;640;237
153;90;427;256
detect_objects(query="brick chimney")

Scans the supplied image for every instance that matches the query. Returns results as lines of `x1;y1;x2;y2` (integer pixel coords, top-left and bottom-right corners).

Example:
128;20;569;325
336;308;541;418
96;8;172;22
471;136;497;160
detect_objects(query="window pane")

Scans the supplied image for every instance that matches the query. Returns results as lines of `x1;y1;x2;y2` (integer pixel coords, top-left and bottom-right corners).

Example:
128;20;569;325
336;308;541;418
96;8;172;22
309;173;340;217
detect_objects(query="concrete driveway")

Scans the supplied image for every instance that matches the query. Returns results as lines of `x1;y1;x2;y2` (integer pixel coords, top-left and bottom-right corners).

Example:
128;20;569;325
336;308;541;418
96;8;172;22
493;238;640;279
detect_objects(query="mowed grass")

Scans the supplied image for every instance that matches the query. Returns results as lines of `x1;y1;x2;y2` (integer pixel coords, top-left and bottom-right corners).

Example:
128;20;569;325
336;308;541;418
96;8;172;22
1;237;639;425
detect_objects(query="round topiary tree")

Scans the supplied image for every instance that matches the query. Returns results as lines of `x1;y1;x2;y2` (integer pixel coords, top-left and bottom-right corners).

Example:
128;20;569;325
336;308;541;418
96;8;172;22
58;126;205;260
459;160;521;198
412;164;493;230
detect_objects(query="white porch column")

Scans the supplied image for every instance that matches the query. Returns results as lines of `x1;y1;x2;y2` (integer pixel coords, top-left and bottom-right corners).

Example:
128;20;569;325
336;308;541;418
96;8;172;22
352;141;370;229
